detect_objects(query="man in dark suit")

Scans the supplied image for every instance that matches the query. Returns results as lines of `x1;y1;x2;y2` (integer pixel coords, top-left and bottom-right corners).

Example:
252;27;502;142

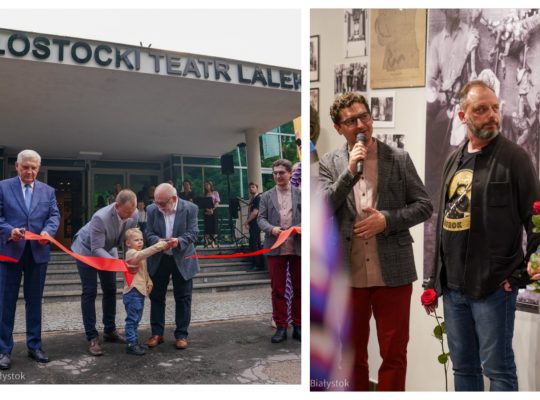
319;92;433;391
0;150;60;369
258;160;301;344
144;183;199;350
244;182;264;271
71;189;138;356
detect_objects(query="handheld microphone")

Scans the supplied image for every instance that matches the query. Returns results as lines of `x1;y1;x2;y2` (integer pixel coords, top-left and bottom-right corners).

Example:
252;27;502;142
356;132;366;174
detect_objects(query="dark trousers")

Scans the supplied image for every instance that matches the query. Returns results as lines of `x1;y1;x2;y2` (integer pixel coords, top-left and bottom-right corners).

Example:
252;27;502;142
267;255;301;328
248;224;264;269
149;255;192;339
0;244;47;353
349;284;413;391
76;260;117;341
123;289;145;344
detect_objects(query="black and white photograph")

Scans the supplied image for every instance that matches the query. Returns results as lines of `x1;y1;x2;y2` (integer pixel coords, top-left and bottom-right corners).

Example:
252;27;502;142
375;133;405;149
310;87;319;112
344;9;367;58
334;62;367;95
370;91;395;127
311;35;320;82
424;8;540;279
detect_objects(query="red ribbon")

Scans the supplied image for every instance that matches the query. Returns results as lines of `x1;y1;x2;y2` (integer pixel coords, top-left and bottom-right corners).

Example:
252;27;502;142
189;226;301;259
1;231;134;286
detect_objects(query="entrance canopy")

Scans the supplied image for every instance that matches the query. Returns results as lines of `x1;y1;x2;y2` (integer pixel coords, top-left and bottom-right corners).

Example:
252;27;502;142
0;28;301;161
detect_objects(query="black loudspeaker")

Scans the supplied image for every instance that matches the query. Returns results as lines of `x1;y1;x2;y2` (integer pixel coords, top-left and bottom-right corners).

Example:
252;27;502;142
220;154;234;175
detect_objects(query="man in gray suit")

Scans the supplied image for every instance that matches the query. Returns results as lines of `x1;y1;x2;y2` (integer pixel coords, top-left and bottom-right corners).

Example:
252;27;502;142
319;92;432;391
72;189;138;356
144;183;199;350
258;159;301;344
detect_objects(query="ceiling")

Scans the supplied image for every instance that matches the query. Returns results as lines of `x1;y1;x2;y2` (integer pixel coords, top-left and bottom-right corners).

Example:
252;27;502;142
0;57;300;161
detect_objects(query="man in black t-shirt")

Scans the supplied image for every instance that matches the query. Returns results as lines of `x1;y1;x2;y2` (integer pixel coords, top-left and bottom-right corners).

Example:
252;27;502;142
245;182;264;271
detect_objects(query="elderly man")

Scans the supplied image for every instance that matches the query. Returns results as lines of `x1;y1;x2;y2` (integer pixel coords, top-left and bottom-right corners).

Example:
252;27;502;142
319;92;432;391
258;159;301;344
0;150;60;369
72;189;139;356
144;183;199;350
425;80;540;391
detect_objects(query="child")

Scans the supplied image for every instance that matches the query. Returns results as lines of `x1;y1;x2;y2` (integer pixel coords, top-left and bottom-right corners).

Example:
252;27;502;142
123;228;168;355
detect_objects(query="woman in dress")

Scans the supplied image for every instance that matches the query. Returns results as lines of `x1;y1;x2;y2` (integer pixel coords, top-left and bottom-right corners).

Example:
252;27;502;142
203;180;220;247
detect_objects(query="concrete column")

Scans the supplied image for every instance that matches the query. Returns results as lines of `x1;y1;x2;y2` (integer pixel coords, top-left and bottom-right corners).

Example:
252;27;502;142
245;128;263;191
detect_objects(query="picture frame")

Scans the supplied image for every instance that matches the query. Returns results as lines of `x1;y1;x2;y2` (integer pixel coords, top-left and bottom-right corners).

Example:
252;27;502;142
310;35;320;82
310;88;319;112
370;9;427;89
370;90;395;128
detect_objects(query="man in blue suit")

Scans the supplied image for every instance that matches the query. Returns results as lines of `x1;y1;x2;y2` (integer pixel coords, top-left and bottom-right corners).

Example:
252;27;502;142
144;183;199;350
0;150;60;370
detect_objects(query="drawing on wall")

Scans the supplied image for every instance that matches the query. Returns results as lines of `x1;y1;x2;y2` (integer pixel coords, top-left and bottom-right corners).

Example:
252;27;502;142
310;88;319;112
370;9;427;89
370;91;395;127
423;9;540;298
334;62;367;95
344;9;367;58
311;35;320;82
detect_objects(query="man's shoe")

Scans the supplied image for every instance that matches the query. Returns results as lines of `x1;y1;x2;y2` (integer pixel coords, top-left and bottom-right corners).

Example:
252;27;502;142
126;343;146;356
0;353;11;370
292;325;301;342
145;335;164;348
103;330;126;344
88;338;103;356
271;328;287;343
175;338;188;350
28;348;49;363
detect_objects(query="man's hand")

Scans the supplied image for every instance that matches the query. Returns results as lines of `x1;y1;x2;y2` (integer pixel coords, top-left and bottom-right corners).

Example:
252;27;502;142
348;141;368;175
9;228;25;241
166;238;179;249
527;261;540;281
38;231;49;246
271;227;282;237
423;300;438;315
353;207;386;239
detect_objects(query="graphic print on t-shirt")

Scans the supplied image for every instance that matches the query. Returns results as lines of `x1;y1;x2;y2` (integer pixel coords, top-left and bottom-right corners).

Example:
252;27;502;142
443;169;473;232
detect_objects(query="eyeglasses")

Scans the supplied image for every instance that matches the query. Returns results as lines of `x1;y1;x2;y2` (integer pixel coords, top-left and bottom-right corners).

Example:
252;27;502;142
155;197;173;208
272;170;289;176
340;112;371;127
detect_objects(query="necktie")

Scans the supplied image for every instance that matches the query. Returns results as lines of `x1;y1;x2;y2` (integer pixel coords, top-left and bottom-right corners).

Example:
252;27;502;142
24;184;32;210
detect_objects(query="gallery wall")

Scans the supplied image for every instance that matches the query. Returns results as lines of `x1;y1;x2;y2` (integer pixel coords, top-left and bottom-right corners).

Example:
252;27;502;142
311;8;540;391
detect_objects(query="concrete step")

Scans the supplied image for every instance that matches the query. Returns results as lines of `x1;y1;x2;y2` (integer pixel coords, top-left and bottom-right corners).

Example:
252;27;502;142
46;261;253;276
18;279;271;303
27;270;268;292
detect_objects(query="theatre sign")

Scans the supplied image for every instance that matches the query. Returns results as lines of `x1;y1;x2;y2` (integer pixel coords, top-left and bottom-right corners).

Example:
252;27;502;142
0;28;301;91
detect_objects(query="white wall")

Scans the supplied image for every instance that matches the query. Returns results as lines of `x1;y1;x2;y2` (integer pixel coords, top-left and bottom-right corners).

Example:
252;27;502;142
311;8;539;391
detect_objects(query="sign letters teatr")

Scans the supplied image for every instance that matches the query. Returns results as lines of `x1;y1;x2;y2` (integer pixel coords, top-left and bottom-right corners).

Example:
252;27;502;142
0;30;300;91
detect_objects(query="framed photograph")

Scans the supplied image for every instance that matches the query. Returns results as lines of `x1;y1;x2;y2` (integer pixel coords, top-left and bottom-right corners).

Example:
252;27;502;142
334;62;367;95
310;88;319;112
375;133;405;150
370;90;395;128
344;9;367;58
310;35;320;82
370;9;426;88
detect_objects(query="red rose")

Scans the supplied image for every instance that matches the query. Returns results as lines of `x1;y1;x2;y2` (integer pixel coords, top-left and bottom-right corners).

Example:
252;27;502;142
421;288;437;306
534;201;540;214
